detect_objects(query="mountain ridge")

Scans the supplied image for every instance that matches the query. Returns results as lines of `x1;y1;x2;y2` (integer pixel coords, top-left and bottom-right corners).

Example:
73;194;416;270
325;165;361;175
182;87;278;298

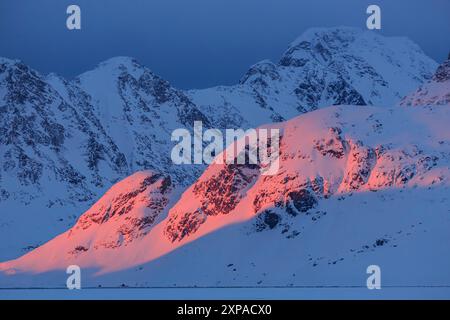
2;104;450;287
0;27;441;261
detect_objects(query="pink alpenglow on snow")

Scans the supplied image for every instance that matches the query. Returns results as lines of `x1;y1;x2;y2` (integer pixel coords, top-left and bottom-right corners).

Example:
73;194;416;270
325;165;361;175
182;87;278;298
2;104;450;288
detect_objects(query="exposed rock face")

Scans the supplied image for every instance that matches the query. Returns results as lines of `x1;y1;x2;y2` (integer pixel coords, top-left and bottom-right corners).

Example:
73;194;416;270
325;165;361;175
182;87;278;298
161;105;450;245
339;141;376;192
400;54;450;106
287;189;318;214
432;55;450;83
190;27;437;127
0;59;127;206
165;164;260;242
313;127;347;159
68;171;173;252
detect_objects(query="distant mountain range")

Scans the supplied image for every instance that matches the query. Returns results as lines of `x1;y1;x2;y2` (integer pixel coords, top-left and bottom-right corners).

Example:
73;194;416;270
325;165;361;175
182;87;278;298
1;27;449;288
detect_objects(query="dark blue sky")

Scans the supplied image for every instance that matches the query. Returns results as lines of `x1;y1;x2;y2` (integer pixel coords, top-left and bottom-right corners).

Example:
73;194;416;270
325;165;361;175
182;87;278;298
1;0;449;89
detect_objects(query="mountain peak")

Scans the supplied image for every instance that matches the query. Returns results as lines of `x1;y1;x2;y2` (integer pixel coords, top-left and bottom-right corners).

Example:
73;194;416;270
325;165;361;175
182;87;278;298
98;56;141;69
281;26;423;64
287;26;361;48
234;27;437;114
77;56;148;81
0;57;21;66
0;57;36;77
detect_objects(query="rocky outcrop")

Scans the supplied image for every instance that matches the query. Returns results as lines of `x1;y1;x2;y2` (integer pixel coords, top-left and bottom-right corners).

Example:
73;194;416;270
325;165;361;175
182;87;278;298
400;54;450;106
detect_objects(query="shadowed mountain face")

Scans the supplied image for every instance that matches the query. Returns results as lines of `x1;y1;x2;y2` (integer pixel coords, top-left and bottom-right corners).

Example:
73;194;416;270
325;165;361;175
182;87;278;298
0;57;213;260
189;27;437;126
0;27;442;266
400;54;450;106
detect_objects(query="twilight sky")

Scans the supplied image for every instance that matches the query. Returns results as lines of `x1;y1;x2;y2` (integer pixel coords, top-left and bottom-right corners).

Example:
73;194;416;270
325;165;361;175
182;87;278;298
0;0;449;89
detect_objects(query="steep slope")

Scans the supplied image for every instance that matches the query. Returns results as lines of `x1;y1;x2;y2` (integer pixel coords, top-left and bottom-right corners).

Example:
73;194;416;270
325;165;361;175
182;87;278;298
74;57;212;182
0;58;131;260
190;27;437;126
400;53;450;106
0;58;128;206
0;57;211;260
2;104;450;287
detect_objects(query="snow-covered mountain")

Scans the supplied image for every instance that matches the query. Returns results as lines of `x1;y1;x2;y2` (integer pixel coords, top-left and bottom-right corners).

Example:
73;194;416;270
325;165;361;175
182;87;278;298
0;58;130;260
0;27;440;263
0;58;125;205
2;104;450;288
0;57;211;260
190;27;437;126
400;53;450;106
72;57;213;179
